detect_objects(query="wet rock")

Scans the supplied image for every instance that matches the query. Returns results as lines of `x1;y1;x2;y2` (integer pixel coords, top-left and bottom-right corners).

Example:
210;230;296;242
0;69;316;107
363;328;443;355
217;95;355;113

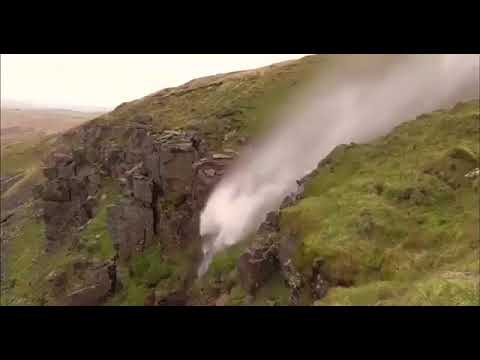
192;158;232;210
310;258;329;300
257;211;280;235
237;241;278;294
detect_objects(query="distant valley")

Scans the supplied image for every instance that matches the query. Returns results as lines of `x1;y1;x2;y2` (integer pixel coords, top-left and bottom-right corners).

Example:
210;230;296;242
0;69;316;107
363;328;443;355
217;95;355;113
1;107;104;146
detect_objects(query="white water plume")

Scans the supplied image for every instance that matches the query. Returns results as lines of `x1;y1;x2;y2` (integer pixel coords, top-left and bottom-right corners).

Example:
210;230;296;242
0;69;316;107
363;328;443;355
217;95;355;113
198;54;479;276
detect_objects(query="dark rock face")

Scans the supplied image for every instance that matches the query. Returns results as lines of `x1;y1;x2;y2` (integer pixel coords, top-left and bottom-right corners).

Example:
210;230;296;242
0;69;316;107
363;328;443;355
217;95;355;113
235;158;330;302
65;261;116;306
237;240;278;294
107;201;154;262
42;179;71;202
41;153;101;251
310;259;329;300
40;118;238;305
257;211;280;235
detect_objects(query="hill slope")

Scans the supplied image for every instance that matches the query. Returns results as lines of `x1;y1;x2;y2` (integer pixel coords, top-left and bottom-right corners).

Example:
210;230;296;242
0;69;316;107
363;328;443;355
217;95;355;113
1;55;478;306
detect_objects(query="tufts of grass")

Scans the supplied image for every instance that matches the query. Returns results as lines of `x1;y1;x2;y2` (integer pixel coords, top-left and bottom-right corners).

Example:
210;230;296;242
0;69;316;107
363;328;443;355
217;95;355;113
277;99;479;305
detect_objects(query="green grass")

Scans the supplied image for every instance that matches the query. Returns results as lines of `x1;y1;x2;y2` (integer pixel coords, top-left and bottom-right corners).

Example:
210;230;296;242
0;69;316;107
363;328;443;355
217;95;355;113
91;55;330;151
77;183;121;260
279;99;479;305
1;135;54;177
109;242;195;305
1;204;78;305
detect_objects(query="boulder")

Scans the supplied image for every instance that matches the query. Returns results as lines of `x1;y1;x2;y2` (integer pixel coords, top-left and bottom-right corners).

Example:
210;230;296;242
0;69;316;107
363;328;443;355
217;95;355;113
46;270;67;290
65;261;116;306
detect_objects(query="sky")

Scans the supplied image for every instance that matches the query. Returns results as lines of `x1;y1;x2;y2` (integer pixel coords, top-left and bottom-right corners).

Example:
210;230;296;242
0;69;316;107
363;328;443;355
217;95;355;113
1;54;307;111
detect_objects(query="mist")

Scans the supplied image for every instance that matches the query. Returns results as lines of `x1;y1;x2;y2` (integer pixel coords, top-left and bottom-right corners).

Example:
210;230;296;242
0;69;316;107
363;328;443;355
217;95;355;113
198;54;480;276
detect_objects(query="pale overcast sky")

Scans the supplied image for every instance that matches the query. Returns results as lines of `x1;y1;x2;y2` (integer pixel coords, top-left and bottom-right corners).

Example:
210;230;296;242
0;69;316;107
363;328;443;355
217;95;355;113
1;54;307;111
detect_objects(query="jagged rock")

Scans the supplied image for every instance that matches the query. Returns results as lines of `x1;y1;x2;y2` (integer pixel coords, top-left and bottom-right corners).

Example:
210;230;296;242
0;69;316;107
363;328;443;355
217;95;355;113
43;200;89;251
204;168;216;177
107;202;154;262
69;178;89;201
103;147;125;176
42;179;71;202
52;152;73;166
0;212;14;224
86;173;102;196
310;258;329;300
32;184;44;199
192;158;232;211
125;162;144;178
72;147;87;166
281;259;303;305
160;149;195;195
76;164;96;179
84;195;97;218
42;167;58;180
65;261;116;306
132;176;153;205
57;161;76;179
465;168;480;178
237;241;278;294
46;270;67;289
257;211;280;235
144;153;162;184
212;153;233;160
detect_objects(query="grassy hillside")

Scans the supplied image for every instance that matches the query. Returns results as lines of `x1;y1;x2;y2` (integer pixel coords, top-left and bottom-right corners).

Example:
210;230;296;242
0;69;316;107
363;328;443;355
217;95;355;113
280;100;479;305
1;55;478;306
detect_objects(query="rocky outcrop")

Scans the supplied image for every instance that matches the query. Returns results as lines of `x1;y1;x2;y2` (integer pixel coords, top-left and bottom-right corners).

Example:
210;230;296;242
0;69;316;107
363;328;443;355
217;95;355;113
237;235;279;295
64;260;116;306
235;149;342;302
40;151;101;252
40;117;237;290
